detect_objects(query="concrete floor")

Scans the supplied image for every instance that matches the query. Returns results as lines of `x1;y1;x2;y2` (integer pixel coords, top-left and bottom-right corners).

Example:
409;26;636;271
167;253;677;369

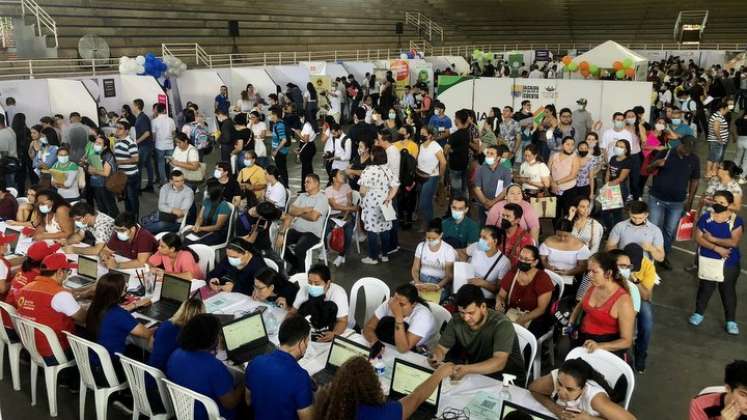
1;139;745;420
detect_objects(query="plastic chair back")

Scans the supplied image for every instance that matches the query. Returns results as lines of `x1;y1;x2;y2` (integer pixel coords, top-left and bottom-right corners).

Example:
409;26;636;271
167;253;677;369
13;315;70;366
288;273;308;288
348;277;390;329
263;257;279;272
566;347;635;409
698;385;727;395
64;332;122;389
188;244;216;276
426;302;452;349
117;353;174;418
512;323;537;386
0;301;18;343
163;378;224;420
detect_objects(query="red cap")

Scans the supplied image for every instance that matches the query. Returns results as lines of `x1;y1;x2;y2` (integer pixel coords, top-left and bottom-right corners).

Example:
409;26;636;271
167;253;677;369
0;233;17;245
40;252;77;271
27;241;62;262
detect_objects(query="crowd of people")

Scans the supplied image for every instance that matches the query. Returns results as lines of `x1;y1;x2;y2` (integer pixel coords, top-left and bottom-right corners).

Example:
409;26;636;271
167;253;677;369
0;57;744;419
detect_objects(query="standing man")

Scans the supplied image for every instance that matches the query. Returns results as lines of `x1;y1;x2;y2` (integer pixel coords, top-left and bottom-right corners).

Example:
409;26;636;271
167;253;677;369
375;130;401;253
151;103;176;186
427;102;452;146
600;112;633;162
114;120;141;218
498;106;522;159
646;136;700;270
445;110;471;199
0;114;17;189
214;85;230;116
216;110;235;164
270;106;289;187
473;145;513;225
133;98;155;192
62;112;89;163
572;98;593;145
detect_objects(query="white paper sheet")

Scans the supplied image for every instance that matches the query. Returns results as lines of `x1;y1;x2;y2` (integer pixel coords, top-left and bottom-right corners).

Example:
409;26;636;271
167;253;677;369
453;262;475;294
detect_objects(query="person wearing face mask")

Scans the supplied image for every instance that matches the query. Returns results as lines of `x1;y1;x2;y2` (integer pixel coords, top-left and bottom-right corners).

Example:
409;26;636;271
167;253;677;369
262;165;287;209
540;219;591;286
32;189;74;242
517;144;551;197
166;314;244;420
700;160;743;216
639;117;670;193
49;145;80;202
251;267;299;310
690;190;743;335
30;123;58;182
600;113;633;163
427;101;452;145
384;107;400;134
690;360;747;420
291;264;349;342
600;139;632;231
416;126;447;227
669;107;694;144
84;134;119;217
530;358;635;420
571;140;597;203
346;107;377;162
441;195;480;253
245;316;313;420
462;226;511;302
707;100;732;178
237;150;267;198
621;109;644;200
568;196;604;254
206;238;266;295
212;161;241;207
184;179;232;247
486;184;540;242
606;200;665;265
64;201;115;255
474;144;514;226
549;108;576;155
571;98;593;145
269;106;290;187
416;83;433;121
169;132;202;190
548;136;580;217
411;218;457;303
99;211;157;270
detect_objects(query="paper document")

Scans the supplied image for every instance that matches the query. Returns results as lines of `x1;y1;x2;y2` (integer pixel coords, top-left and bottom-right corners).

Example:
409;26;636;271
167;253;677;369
453;262;474;294
380;202;397;221
495;180;504;198
49;169;67;185
464;391;503;420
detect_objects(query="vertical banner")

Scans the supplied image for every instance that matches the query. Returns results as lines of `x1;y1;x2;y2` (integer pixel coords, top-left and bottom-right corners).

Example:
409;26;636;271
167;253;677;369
508;53;524;77
310;75;331;94
389;59;410;98
157;93;168;115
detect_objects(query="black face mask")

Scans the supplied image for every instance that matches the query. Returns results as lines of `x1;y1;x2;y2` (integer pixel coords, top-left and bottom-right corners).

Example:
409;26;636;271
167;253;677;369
578;150;589;157
563;150;574;155
630;219;646;226
518;262;533;272
501;219;512;230
712;203;728;213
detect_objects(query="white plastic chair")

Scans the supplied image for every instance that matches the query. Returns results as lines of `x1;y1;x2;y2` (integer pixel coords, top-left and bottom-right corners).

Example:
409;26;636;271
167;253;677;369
263;257;279;272
350;190;362;254
698;385;727;395
188;244;216;277
64;332;128;420
182;203;236;253
513;323;537;387
13;315;77;417
6;187;17;197
532;269;566;380
347;277;390;329
426;302;452;350
288;273;308;289
304;211;331;271
163;378;226;420
0;302;23;390
566;347;635;409
117;353;174;420
284;188;292;212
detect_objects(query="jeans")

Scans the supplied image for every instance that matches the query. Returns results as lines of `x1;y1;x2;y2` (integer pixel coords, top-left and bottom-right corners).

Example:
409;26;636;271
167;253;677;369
695;264;740;322
325;218;354;256
299;143;316;192
418;176;439;225
125;173;141;218
284;229;320;274
142;220;181;234
647;195;684;255
448;170;467;199
736;136;747;171
628;153;642;200
366;230;391;260
138;140;155;187
386;196;400;251
634;300;654;371
155;149;173;183
92;186;119;218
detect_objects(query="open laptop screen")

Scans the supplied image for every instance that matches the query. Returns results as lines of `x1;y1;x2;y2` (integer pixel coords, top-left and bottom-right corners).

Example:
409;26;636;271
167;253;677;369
222;313;266;352
390;359;439;406
160;275;191;303
500;400;555;420
327;336;369;369
77;256;98;279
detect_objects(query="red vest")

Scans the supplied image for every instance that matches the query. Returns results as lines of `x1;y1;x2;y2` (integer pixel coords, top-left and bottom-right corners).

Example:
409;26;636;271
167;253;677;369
16;276;75;358
2;269;38;329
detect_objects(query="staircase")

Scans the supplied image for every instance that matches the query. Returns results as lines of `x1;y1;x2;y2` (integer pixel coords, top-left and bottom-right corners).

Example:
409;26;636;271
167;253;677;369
0;0;57;58
404;11;444;47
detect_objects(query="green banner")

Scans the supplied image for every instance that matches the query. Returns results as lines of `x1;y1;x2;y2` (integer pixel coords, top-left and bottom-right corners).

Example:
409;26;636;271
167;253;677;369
437;75;470;95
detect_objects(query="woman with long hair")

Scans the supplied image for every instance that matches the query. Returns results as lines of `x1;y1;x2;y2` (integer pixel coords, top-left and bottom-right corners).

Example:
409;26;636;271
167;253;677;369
359;146;399;265
601;139;632;232
185;179;231;246
87;133;119;217
10;184;39;224
362;283;435;353
305;82;319;132
148;233;203;280
540;218;591;285
251;267;299;310
49;145;81;202
29;123;58;185
31;189;73;241
568;196;604;254
410;218;456;303
148;297;204;371
11;113;33;192
638;117;669;194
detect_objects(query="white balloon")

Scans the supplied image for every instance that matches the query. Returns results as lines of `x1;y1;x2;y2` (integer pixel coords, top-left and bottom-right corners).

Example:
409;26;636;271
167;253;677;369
137;64;145;74
119;63;128;74
179;63;187;71
135;55;145;65
400;53;408;59
119;56;130;64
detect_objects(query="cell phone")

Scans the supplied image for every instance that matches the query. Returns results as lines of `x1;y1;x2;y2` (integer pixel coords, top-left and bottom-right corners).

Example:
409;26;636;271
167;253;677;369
253;305;268;314
368;340;384;359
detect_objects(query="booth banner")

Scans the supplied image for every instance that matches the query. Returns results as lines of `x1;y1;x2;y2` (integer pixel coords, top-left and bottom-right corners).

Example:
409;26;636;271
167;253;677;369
389;59;410;98
472;78;514;121
512;79;558;105
410;61;433;94
157;93;168;115
535;49;552;62
437;75;465;95
508;53;524;77
311;75;332;94
299;61;327;75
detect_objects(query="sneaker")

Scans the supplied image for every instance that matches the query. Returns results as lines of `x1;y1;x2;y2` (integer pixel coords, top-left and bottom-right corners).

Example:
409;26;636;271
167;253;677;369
361;257;378;265
380;256;389;262
739;177;747;185
332;256;345;267
656;259;672;271
684;264;698;273
386;246;400;255
688;313;704;326
726;321;740;335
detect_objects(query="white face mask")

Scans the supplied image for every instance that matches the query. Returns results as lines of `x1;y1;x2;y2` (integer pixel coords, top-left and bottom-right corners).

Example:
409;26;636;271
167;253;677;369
614;120;625;130
38;204;51;214
214;169;223;179
427;239;441;247
57;155;69;164
614;146;626;157
655;123;666;131
243;159;254;167
116;231;130;241
93;144;104;153
625;118;636;125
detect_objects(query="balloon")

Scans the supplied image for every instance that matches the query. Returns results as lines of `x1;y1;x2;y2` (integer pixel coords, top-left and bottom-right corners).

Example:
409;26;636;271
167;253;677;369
407;52;415;59
579;61;589;71
472;49;482;61
400;53;408;59
562;55;572;65
613;61;623;71
625;67;635;78
567;62;578;72
135;55;145;65
623;58;634;69
615;69;625;79
581;69;590;78
589;64;599;75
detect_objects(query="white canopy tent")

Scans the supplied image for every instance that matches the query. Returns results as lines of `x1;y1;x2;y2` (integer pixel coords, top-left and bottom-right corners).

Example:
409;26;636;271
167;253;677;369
570;40;649;81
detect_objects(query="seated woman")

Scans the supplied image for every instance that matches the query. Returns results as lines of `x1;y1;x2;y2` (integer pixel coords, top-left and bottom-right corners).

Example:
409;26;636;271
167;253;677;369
313;356;453;420
485;184;541;242
291;263;348;342
213;161;241;207
10;184;39;225
462;226;511;300
148;297;204;372
237;150;267;199
410;218;456;303
85;272;152;379
569;196;604;254
207;238;266;296
184;180;231;246
166;314;244;420
324;169;356;267
570;252;635;359
529;358;635;420
540;219;591;286
362;284;435;353
242;201;283;256
49;145;81;203
30;189;74;242
147;233;204;280
264;165;287;209
497;245;555;337
251;267;299;310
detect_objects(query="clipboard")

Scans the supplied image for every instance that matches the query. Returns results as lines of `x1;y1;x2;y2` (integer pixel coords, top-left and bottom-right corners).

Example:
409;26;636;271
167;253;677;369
49;169;66;185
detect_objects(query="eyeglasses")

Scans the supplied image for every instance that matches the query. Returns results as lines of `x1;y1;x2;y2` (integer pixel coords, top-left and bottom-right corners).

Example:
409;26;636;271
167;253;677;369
116;126;125;130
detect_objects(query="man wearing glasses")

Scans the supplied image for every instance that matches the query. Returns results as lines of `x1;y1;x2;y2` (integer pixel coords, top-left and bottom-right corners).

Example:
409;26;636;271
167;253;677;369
113;120;140;218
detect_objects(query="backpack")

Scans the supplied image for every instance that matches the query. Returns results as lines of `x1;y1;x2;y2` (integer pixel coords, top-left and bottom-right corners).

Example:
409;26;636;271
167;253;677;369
190;123;212;151
399;148;418;188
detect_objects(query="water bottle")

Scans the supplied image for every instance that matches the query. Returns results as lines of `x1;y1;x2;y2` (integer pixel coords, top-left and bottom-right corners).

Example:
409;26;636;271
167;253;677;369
498;373;516;410
373;357;386;376
262;310;279;336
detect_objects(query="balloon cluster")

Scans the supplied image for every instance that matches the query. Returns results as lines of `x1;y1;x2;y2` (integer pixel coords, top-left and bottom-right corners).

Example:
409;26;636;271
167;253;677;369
118;55;144;75
612;58;636;79
471;49;492;63
562;55;635;79
118;53;183;78
163;55;187;77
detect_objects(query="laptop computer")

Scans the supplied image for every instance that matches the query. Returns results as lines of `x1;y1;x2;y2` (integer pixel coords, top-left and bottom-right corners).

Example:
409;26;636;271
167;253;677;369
388;358;442;420
311;335;370;386
500;400;555;420
221;311;275;364
64;255;99;288
137;274;192;321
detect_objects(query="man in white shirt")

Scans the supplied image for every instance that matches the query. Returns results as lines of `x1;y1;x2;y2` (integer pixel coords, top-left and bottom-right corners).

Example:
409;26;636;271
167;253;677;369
528;65;544;79
330;123;351;171
600;112;633;162
151;103;176;185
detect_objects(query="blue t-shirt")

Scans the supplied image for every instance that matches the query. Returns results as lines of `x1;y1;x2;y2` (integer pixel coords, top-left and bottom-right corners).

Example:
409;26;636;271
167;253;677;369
148;320;181;372
272;120;289;154
97;306;138;359
697;213;743;267
134;113;152;144
427;115;453;132
672;123;694;139
245;350;313;420
167;349;235;420
215;94;230;114
356;401;403;420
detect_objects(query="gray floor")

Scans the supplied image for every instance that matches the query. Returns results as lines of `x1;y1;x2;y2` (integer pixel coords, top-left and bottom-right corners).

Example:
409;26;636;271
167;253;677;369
1;139;745;420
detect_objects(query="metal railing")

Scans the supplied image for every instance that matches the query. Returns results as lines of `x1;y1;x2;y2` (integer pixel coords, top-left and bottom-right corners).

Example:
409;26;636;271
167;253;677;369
405;11;444;42
162;43;211;67
0;16;13;49
20;0;57;48
430;41;747;57
409;39;431;55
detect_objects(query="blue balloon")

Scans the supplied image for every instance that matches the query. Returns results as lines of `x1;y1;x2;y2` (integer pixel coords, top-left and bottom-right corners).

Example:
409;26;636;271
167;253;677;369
407;52;415;59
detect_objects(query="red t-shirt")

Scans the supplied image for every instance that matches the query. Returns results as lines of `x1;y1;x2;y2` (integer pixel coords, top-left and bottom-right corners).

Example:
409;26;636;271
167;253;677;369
499;268;554;312
689;392;734;420
502;228;535;266
106;227;158;259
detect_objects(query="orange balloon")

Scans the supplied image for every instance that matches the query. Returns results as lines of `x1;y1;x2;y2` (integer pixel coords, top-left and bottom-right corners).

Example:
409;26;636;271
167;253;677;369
625;67;635;77
613;61;623;71
581;69;590;78
562;55;573;65
580;61;590;71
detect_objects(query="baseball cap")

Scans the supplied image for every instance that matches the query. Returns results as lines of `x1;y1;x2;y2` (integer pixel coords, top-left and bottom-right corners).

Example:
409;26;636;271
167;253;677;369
40;252;77;271
0;232;17;245
576;98;588;105
27;241;62;261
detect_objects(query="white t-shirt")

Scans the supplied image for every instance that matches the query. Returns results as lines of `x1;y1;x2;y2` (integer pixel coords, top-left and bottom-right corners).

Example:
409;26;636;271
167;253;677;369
417;141;442;176
328;91;341;115
331;135;351;171
519;161;550;191
171;144;199;165
293;282;349;319
300;122;315;142
528;69;544;79
415;241;457;279
373;302;435;346
539;243;591;285
265;182;287;208
152;114;176;151
465;243;511;298
51;290;81;316
249;121;268;140
600;128;633;162
551;369;607;416
385;144;401;184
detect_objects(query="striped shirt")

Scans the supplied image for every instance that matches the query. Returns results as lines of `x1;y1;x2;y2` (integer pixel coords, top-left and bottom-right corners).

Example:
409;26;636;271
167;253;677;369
271;120;289;155
707;112;729;144
114;136;139;176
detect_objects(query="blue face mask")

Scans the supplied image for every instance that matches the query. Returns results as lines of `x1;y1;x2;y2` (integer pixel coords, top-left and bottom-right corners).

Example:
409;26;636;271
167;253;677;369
308;284;325;298
484;157;496;166
672;118;681;125
228;256;242;267
478;238;491;252
451;209;464;221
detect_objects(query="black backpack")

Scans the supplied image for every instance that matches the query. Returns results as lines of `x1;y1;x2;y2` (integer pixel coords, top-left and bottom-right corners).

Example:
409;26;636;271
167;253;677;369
399;149;417;187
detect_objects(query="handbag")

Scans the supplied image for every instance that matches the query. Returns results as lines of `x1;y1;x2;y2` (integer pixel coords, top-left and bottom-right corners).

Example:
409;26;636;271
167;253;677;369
329;224;345;253
530;194;557;218
158;211;178;224
105;170;128;194
698;255;725;282
415;168;431;183
182;162;206;182
504;271;531;326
